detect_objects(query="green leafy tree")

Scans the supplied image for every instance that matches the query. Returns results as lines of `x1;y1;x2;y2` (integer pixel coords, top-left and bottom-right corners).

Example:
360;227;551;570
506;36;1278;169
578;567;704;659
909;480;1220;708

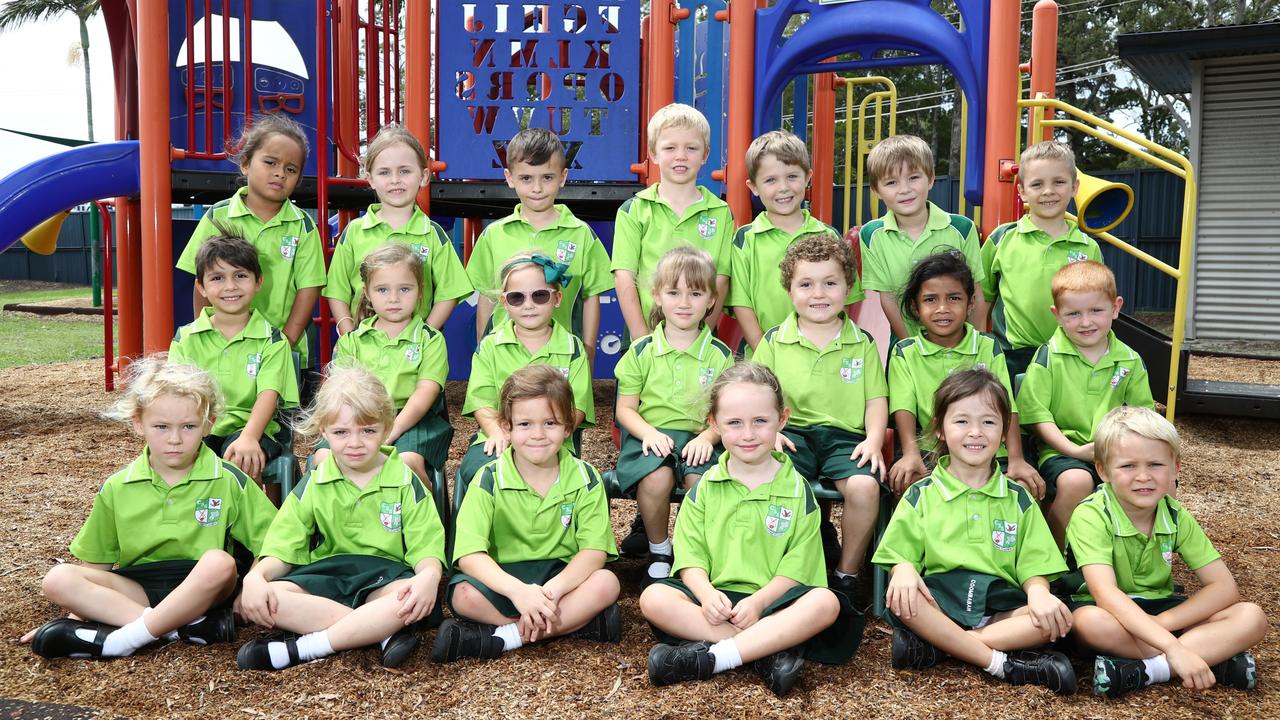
0;1;102;142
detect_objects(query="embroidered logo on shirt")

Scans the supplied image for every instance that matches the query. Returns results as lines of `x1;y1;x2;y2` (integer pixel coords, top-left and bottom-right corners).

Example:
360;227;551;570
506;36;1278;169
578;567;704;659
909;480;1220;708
1066;250;1089;263
409;243;430;261
557;366;570;377
555;239;578;264
560;502;575;528
280;235;299;260
840;358;863;383
992;519;1018;551
405;345;422;363
195;498;222;527
246;353;262;377
1161;540;1174;566
1110;367;1130;389
698;367;716;387
380;502;402;532
765;504;793;536
697;215;717;240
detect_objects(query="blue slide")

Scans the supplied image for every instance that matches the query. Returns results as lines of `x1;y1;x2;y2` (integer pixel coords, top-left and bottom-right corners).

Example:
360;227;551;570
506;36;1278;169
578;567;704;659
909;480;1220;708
0;141;140;248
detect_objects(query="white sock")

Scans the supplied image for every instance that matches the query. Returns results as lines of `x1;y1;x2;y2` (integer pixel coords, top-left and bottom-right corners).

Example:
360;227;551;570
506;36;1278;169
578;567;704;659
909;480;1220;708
709;638;743;674
493;623;523;652
101;609;159;657
282;630;333;666
834;569;855;580
985;649;1008;678
1143;654;1171;684
648;539;673;578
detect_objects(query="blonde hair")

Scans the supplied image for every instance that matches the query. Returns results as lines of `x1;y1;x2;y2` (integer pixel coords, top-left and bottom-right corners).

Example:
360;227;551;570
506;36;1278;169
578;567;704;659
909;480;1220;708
295;364;396;446
357;244;425;322
499;365;576;432
746;130;811;181
1051;260;1116;303
104;355;223;426
1094;406;1181;469
647;103;710;155
779;232;855;289
866;134;935;187
496;251;560;295
648;246;718;329
708;361;784;419
1019;140;1077;180
363;124;428;177
232;114;309;170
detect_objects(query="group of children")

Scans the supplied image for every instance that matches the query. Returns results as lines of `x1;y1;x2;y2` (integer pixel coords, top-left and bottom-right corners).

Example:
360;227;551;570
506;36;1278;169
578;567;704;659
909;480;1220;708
22;103;1265;699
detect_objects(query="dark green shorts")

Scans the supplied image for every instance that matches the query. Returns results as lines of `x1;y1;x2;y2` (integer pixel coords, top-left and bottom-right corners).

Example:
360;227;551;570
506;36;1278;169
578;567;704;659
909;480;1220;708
783;425;879;486
446;559;568;619
1038;455;1102;505
114;559;203;607
1066;594;1186;615
204;431;282;463
887;570;1028;629
648;578;864;665
1004;346;1037;381
282;554;413;608
614;428;721;496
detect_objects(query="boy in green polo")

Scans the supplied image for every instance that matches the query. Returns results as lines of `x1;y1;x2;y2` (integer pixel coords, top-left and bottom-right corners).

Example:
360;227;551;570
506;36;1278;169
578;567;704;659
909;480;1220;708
612;103;734;340
981;140;1103;378
169;235;300;493
860;134;985;343
1018;261;1154;549
467;128;613;365
730;130;863;352
752;234;888;605
1067;406;1265;697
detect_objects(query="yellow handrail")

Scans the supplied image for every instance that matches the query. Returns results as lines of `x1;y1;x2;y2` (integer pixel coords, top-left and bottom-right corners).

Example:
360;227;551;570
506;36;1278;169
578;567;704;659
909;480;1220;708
838;76;897;235
1020;96;1196;419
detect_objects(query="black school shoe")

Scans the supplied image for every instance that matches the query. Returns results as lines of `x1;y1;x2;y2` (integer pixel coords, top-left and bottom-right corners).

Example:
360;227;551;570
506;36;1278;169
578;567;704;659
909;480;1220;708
619;511;648;558
381;626;420;668
31;619;117;659
830;572;872;613
752;648;806;696
430;619;503;663
1213;651;1258;691
641;553;674;589
1005;649;1077;695
570;602;622;643
890;626;940;670
236;635;301;671
178;607;236;645
648;641;715;687
820;519;840;571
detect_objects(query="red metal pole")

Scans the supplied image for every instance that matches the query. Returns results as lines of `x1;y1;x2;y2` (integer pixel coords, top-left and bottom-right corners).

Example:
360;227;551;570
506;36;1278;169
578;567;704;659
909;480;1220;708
981;0;1021;237
724;0;756;227
1029;1;1058;143
98;200;116;391
405;0;433;212
139;0;174;353
811;72;836;225
316;0;333;367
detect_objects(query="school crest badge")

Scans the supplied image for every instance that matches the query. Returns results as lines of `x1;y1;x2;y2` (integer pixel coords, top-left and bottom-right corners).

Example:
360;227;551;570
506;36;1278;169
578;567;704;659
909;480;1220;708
409;243;430;261
195;498;222;527
555;239;578;264
698;367;716;387
557;366;570;377
1066;250;1089;264
560;503;574;528
839;358;863;383
246;353;262;377
405;345;422;363
765;504;793;536
992;519;1018;551
697;215;717;240
280;235;299;260
380;502;402;532
1109;367;1130;389
1161;540;1174;566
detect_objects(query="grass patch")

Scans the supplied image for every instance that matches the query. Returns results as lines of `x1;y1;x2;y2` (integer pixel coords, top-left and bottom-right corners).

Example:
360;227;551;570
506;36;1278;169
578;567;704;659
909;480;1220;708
0;284;95;309
0;313;112;369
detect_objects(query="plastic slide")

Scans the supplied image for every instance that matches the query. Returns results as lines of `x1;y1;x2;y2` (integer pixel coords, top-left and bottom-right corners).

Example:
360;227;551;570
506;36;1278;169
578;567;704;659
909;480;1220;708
0;141;141;248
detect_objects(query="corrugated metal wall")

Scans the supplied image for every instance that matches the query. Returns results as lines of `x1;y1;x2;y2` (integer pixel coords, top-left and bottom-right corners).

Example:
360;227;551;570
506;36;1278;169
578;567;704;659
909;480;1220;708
1193;53;1280;341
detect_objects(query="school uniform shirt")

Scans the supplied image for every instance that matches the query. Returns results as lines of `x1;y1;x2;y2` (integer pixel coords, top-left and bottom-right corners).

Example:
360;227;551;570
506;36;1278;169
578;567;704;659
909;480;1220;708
70;444;277;568
611;184;735;320
753;312;888;435
322;204;473;314
260;448;446;569
1017;328;1155;465
888;323;1016;452
979;215;1102;351
672;452;825;593
334;315;448;409
465;204;613;331
872;457;1066;585
169;307;299;438
859;202;984;338
452;447;617;564
614;322;734;433
461;319;595;444
1066;484;1220;602
728;210;863;335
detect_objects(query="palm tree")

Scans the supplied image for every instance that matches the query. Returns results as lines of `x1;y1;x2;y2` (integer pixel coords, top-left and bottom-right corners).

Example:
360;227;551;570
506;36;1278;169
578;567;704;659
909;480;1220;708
0;1;102;141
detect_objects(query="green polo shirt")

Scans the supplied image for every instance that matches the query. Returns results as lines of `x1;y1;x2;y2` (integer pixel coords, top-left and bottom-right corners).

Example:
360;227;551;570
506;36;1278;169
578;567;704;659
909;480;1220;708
322;204;473;314
1066;484;1220;602
176;187;327;344
334;315;447;409
260;448;446;569
728;210;863;334
614;322;734;432
872;458;1066;585
168;308;299;438
70;444;277;568
452;447;617;564
672;452;825;593
888;323;1015;452
461;319;595;444
466;204;613;332
753;313;888;434
980;215;1102;351
1018;328;1155;465
860;202;984;338
611;184;734;320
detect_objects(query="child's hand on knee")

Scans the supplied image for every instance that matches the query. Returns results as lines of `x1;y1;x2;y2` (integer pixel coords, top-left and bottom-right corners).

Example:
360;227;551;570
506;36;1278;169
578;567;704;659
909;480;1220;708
682;436;714;467
641;430;675;458
887;565;934;620
730;595;764;630
889;453;927;494
700;591;734;626
774;432;796;453
483;434;510;457
1025;588;1072;641
396;575;440;624
1005;459;1046;501
511;583;557;637
226;436;267;479
1167;643;1216;690
851;440;884;478
239;575;278;628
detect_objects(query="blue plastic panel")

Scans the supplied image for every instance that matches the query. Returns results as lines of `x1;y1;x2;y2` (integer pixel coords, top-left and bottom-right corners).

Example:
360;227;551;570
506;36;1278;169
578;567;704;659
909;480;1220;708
674;2;729;195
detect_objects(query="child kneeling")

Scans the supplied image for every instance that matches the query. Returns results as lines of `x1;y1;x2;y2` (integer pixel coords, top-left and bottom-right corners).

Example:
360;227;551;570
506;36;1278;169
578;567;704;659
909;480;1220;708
640;363;862;697
433;365;620;662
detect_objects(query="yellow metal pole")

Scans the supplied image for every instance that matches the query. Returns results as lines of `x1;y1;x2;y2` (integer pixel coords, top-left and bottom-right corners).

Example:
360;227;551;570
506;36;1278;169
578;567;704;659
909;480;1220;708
843;82;855;235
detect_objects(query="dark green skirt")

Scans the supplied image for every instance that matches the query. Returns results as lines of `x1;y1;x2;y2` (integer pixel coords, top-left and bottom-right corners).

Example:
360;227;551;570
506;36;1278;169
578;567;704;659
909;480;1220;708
446;559;568;619
614;428;721;496
114;559;203;607
890;570;1029;629
282;554;414;608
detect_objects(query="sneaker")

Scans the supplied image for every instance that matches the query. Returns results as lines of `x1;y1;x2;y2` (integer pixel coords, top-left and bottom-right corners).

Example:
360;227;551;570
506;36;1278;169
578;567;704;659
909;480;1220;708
570;603;621;643
619;511;648;558
381;626;420;669
430;619;503;663
177;607;236;645
820;519;840;571
751;648;806;696
1092;654;1147;697
890;626;940;670
830;572;872;613
1212;651;1258;691
1005;649;1077;695
236;635;301;672
647;641;715;687
31;619;116;659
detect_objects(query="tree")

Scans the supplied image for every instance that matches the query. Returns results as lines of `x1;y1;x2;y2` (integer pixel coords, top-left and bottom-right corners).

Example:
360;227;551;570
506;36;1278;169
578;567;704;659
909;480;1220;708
0;1;102;141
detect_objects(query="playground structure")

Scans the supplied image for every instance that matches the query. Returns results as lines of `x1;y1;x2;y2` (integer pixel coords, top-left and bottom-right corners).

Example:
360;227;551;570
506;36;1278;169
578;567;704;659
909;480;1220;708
0;0;1257;418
